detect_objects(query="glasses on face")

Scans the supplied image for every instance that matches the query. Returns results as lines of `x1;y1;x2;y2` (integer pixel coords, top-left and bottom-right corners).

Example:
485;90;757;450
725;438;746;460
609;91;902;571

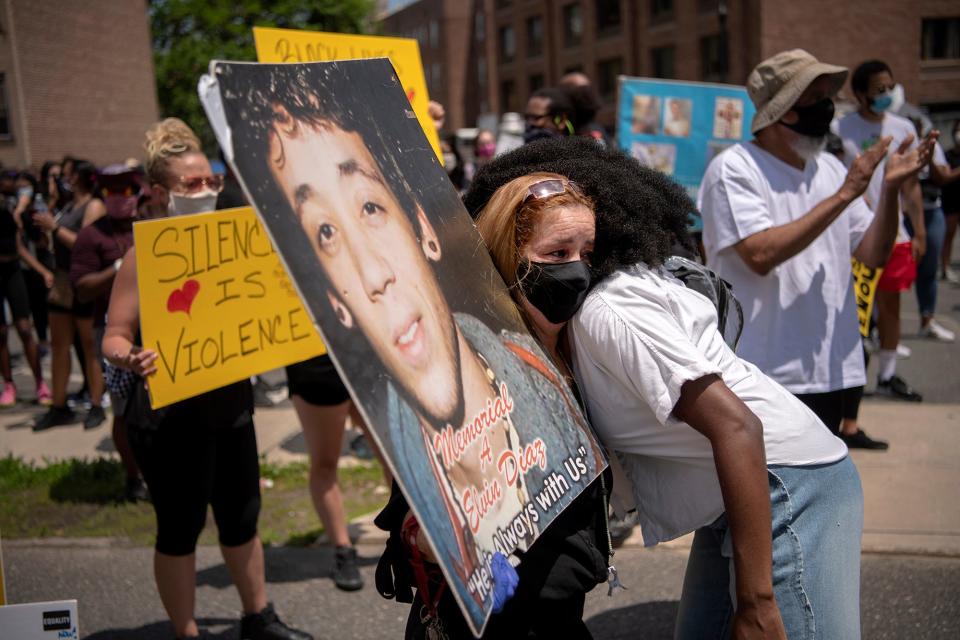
524;112;550;124
101;185;138;198
175;174;224;194
521;178;581;207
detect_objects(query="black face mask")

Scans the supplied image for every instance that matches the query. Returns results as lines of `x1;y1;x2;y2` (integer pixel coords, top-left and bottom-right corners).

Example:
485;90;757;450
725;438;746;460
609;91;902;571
781;98;835;138
517;259;592;324
523;124;562;144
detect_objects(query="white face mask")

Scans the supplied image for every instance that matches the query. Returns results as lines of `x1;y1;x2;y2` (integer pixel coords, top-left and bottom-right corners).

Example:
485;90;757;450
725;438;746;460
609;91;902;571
443;153;458;171
168;190;218;216
889;84;906;113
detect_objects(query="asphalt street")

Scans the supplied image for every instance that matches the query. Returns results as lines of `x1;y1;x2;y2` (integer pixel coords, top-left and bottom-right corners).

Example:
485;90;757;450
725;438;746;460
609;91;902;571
5;541;960;639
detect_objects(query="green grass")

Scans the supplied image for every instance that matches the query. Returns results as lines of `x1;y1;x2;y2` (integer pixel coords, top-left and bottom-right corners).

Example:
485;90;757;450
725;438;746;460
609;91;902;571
0;456;388;546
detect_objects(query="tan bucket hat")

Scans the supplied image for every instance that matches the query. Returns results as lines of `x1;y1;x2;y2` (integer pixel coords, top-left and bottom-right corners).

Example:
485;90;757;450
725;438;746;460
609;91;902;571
747;49;848;134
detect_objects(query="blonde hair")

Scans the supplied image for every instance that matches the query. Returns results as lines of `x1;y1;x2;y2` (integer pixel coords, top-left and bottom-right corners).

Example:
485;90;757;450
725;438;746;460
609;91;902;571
144;118;202;186
475;172;594;301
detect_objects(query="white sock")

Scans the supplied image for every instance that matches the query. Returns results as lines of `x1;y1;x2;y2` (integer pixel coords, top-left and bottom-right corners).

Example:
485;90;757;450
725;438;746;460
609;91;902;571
878;350;897;382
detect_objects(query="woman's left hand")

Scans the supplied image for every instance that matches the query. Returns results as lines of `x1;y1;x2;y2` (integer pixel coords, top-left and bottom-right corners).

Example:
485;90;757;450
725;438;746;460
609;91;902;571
731;595;787;639
33;211;56;232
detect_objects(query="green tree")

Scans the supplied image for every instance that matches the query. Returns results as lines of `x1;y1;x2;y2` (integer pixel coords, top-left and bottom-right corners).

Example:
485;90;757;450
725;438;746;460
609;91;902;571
150;0;378;153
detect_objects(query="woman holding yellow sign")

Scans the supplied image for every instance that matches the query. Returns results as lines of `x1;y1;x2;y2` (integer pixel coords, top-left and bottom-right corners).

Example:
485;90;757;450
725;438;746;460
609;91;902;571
102;118;311;640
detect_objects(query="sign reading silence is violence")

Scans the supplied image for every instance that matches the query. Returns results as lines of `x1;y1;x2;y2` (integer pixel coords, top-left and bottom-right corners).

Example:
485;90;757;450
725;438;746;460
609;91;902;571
135;206;325;408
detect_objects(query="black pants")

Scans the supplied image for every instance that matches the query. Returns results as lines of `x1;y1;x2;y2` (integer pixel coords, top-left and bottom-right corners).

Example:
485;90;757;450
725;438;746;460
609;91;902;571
128;385;260;556
795;387;865;435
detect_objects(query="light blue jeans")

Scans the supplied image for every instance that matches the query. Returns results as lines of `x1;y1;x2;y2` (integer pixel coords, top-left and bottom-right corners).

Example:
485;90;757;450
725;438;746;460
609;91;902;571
674;456;864;639
905;207;946;318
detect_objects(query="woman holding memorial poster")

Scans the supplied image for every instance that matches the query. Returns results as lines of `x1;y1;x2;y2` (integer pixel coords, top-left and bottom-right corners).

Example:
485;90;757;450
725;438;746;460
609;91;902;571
465;136;865;640
101;118;311;640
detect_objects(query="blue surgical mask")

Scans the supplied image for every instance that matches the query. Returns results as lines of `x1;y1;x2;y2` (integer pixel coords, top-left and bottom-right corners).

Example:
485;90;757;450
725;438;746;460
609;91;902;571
871;91;893;114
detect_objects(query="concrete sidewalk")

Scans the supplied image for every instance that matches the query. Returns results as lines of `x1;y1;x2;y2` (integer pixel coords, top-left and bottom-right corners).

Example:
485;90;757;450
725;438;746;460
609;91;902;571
3;390;959;556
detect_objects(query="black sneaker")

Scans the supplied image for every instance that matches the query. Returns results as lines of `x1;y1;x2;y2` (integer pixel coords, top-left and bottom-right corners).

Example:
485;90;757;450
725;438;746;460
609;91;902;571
83;405;106;430
33;405;77;431
333;545;364;591
125;477;150;503
841;429;889;450
876;375;923;402
239;603;312;640
348;434;374;460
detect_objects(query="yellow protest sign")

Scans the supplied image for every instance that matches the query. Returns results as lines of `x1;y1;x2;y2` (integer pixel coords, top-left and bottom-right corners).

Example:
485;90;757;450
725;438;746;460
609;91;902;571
852;258;883;337
135;207;325;409
253;26;441;160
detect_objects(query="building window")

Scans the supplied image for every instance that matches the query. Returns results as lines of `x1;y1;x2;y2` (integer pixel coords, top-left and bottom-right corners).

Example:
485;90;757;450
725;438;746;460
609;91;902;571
563;3;582;47
475;12;485;41
651;0;673;24
595;0;621;36
432;62;442;88
499;25;516;62
651;46;675;79
495;0;511;9
0;74;10;140
477;56;487;87
526;15;544;57
529;73;545;93
596;57;623;102
922;17;960;60
429;20;439;49
700;34;728;82
501;79;517;113
564;64;584;74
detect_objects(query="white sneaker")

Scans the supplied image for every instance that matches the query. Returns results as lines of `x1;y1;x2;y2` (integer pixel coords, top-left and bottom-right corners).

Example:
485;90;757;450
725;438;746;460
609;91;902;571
919;319;956;342
896;343;912;358
942;267;960;284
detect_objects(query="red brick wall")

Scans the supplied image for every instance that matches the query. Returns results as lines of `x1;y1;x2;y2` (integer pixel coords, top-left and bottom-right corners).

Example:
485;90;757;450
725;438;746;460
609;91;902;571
0;0;159;170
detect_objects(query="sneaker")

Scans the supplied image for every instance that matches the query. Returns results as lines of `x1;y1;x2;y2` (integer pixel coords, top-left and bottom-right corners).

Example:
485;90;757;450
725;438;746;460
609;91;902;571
348;434;374;460
83;405;107;430
125;477;150;503
36;380;52;406
0;382;16;408
252;379;276;408
943;266;960;284
896;343;911;359
332;545;364;591
67;390;91;410
919;319;956;342
841;428;889;450
876;375;923;402
239;603;313;640
33;405;77;431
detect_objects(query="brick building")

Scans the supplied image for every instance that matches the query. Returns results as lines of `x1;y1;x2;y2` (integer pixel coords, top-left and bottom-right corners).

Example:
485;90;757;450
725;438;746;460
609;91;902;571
382;0;960;133
0;0;159;170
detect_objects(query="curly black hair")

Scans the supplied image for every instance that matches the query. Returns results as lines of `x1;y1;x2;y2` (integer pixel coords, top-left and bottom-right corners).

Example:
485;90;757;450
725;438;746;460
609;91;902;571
463;136;695;280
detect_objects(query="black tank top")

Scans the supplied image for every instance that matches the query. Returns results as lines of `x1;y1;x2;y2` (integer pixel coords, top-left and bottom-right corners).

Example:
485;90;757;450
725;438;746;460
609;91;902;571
0;205;18;256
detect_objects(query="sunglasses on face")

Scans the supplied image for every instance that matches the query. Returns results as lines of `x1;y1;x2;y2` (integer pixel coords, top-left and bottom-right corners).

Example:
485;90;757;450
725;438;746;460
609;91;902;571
176;174;224;194
101;185;138;198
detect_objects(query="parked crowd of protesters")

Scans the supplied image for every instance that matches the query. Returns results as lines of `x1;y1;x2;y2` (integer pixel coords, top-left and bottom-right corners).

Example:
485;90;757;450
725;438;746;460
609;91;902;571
3;43;958;640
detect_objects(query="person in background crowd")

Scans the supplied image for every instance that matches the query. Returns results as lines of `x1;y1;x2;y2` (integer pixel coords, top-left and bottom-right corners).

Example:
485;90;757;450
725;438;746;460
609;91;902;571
40;161;67;212
32;160;107;430
523;88;575;144
942;121;960;283
0;171;52;407
70;164;146;501
834;60;927;400
14;171;53;354
699;50;935;450
439;130;466;192
103;117;311;640
464;129;497;186
559;72;610;145
909;117;960;342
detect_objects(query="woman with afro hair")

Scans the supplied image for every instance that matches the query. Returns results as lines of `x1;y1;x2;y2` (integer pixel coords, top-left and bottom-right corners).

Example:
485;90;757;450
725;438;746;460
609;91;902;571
466;137;864;639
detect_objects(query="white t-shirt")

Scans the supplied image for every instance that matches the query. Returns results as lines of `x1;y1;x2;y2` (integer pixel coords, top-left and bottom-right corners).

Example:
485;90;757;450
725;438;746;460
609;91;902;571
571;264;847;546
832;110;918;238
698;142;873;393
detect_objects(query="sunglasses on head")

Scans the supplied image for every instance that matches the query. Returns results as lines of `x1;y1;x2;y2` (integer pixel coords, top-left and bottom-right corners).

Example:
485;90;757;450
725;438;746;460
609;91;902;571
521;178;582;207
176;174;224;194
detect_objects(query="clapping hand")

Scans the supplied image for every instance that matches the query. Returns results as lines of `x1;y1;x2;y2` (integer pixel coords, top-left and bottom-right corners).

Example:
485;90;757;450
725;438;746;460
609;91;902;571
884;130;939;189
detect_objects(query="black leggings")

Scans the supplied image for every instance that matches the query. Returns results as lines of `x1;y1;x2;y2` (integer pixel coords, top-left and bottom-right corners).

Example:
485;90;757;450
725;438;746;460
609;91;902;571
129;416;261;556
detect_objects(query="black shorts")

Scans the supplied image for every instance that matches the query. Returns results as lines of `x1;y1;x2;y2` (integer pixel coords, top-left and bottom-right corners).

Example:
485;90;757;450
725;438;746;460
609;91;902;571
0;260;31;324
285;354;350;406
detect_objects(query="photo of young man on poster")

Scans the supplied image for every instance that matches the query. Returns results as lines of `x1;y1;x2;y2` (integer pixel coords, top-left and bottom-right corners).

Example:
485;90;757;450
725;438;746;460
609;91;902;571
203;59;606;634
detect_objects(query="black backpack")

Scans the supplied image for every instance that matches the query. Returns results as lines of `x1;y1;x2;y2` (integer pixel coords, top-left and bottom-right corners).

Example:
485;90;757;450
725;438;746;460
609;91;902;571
664;256;744;351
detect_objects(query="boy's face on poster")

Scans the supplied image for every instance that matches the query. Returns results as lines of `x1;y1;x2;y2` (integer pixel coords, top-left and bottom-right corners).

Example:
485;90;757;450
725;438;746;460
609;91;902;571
269;121;463;424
